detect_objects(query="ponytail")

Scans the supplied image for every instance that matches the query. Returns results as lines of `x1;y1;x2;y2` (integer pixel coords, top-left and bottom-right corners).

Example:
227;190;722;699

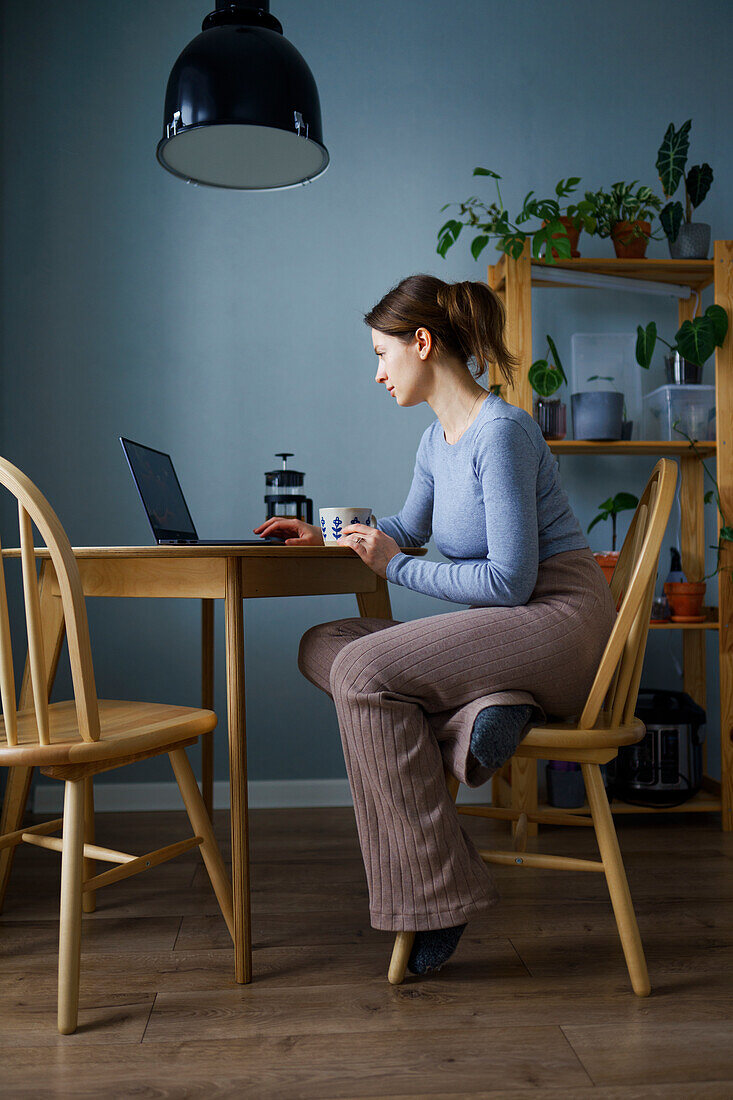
364;274;520;386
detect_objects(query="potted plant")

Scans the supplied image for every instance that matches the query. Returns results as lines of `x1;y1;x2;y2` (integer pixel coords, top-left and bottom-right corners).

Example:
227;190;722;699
656;119;714;260
571;374;626;440
529;335;568;439
663;418;733;618
588;491;640;582
584;181;663;259
636;304;728;384
437;170;596;266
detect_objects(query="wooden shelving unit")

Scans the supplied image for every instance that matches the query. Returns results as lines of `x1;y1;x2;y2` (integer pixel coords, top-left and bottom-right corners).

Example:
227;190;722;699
485;242;733;831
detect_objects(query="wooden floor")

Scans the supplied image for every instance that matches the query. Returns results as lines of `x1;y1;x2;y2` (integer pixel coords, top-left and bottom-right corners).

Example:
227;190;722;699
1;803;732;1098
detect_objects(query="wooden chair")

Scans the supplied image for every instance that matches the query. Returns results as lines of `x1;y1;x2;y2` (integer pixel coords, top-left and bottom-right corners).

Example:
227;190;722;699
388;457;678;996
0;457;234;1033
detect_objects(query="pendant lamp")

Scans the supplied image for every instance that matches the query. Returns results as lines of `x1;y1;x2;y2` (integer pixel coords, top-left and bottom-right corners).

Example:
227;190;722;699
156;1;329;190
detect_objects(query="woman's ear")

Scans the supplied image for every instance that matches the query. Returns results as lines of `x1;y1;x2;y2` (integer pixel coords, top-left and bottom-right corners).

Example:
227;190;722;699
415;327;432;360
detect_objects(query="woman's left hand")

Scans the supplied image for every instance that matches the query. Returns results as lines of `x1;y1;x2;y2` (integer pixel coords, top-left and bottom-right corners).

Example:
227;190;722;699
339;524;401;578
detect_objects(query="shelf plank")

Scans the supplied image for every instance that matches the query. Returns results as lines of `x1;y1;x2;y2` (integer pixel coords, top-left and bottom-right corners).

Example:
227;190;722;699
548;440;716;456
489;255;715;294
537;788;722;817
649;608;719;631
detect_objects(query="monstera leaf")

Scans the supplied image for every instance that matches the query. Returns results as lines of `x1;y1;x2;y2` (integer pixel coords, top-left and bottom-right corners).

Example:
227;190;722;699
676;318;717;367
686;163;713;209
656;119;691;198
529;360;563;397
636;322;657;369
676;306;729;367
660;201;684;243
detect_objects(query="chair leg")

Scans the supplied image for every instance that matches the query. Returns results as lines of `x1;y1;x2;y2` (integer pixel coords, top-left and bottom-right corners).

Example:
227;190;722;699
582;763;651;997
169;747;235;942
82;778;96;914
388;932;416;985
58;779;85;1034
387;771;460;985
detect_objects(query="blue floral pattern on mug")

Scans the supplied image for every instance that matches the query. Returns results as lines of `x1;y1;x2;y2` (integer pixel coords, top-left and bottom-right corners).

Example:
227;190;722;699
331;516;343;540
320;516;327;538
351;516;360;524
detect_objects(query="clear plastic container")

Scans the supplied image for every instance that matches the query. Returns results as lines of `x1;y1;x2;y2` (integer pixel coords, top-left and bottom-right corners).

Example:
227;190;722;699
642;384;716;441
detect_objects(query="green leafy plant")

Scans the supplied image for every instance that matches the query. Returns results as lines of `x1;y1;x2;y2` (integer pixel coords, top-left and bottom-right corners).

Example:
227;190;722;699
588;492;639;552
437;170;596;266
656;120;714;244
636;304;728;370
672;419;733;580
529;335;567;397
584;181;663;243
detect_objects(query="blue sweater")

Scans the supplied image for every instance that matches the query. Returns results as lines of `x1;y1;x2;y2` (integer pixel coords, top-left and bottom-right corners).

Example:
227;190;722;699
377;393;588;606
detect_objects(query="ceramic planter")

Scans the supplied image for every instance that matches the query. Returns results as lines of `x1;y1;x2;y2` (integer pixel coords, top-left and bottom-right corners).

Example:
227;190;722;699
668;222;711;260
611;220;651;259
664;352;702;384
571;391;624;440
533;397;567;440
663;580;706;623
594;551;619;584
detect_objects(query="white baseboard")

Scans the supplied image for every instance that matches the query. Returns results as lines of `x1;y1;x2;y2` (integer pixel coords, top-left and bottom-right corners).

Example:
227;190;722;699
32;779;493;814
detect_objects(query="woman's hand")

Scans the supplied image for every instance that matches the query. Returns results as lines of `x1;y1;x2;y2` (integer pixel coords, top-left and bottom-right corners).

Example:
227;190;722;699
340;523;401;578
253;517;324;545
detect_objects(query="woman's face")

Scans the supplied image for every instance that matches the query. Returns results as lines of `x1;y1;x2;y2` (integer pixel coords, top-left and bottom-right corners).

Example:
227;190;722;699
372;328;430;407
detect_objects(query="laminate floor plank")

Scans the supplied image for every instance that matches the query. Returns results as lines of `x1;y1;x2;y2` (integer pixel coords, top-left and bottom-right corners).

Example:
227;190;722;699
563;1021;733;1086
1;1027;592;1096
1;806;731;1097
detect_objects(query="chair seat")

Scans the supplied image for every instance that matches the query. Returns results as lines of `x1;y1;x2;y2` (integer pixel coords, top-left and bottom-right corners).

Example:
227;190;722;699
518;714;645;753
0;700;217;766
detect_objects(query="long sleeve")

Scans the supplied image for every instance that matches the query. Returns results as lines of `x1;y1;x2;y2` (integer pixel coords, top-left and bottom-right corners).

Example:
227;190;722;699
375;431;433;548
385;418;540;606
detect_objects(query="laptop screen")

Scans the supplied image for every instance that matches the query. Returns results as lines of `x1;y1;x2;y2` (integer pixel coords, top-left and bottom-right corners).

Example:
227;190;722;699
120;437;198;542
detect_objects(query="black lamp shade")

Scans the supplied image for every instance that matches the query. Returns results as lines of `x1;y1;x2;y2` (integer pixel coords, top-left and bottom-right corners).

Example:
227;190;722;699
157;3;329;190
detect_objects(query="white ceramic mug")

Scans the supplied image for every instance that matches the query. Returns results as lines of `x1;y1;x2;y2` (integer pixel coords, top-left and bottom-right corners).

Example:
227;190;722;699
319;507;377;545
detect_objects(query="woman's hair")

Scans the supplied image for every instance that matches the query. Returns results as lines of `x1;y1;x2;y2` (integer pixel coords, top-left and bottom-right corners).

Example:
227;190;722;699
363;273;520;386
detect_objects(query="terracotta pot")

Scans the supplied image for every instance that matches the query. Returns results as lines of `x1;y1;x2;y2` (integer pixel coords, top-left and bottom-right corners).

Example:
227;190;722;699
663;581;706;622
594;551;619;584
611;220;651;259
542;215;581;259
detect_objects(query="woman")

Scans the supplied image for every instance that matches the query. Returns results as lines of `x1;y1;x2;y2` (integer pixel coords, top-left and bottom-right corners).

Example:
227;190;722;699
254;274;615;975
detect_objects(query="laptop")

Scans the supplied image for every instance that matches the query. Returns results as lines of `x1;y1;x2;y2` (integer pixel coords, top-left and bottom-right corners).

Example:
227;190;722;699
120;437;285;546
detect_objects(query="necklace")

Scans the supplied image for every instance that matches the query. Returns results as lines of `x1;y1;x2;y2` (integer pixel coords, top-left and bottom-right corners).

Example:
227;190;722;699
449;391;483;443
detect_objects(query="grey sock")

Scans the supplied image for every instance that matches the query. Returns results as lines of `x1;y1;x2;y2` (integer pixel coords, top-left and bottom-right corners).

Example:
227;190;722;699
469;704;534;771
407;923;467;975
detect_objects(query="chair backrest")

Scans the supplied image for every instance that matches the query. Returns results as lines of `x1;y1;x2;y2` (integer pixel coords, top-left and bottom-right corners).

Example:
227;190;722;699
577;458;678;731
0;457;100;746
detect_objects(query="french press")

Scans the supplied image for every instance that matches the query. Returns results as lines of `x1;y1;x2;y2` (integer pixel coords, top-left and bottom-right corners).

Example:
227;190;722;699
264;453;313;523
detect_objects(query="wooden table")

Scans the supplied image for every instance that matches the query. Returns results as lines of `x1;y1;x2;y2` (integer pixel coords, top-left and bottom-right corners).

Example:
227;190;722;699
0;544;424;983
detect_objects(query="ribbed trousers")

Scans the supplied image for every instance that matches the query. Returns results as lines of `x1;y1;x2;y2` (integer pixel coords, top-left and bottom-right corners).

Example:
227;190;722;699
298;547;616;931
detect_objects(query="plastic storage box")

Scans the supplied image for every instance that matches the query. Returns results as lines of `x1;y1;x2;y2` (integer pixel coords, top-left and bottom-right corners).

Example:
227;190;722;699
642;384;716;441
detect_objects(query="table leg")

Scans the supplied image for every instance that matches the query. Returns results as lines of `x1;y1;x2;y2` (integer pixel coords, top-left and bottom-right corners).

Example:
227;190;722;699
201;599;215;819
225;557;251;984
0;560;66;912
356;576;393;619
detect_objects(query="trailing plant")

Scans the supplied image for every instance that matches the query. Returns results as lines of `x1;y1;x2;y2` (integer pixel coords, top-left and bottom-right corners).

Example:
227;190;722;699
672;419;733;580
656;119;714;244
529;335;567;397
636;304;728;370
588;492;639;552
437;171;595;266
583;181;663;243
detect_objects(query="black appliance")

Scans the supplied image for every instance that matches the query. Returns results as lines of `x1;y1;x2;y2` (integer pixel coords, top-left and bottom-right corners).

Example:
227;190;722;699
609;689;706;807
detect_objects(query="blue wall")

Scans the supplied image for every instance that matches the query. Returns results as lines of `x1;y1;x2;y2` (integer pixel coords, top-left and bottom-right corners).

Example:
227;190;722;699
1;0;730;791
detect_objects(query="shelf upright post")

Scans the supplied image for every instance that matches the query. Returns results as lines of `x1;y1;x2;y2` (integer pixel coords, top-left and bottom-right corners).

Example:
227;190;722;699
715;240;733;830
491;242;538;834
678;286;707;716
